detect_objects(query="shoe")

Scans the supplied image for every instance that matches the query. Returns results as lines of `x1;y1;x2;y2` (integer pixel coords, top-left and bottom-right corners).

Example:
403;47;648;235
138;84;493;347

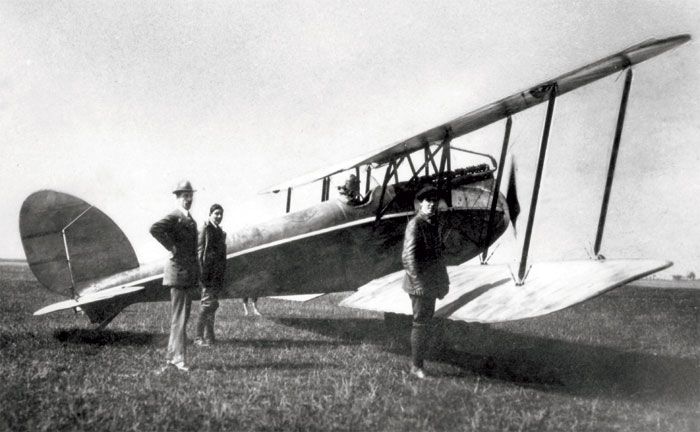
410;366;427;379
171;362;190;372
157;361;190;374
194;339;211;347
252;309;262;316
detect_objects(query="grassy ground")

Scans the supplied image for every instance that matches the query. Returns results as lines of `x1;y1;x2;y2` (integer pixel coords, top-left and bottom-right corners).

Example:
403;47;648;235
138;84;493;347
0;263;698;431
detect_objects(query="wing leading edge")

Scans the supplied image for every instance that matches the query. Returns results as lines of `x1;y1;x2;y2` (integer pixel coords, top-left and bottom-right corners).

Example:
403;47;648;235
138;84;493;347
340;259;672;323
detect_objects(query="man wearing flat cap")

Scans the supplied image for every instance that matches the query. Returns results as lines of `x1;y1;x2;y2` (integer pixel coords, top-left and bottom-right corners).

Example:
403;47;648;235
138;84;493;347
401;185;449;379
150;180;200;372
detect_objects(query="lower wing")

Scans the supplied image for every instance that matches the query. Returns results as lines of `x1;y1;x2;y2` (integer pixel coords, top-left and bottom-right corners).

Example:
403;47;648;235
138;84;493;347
340;259;671;323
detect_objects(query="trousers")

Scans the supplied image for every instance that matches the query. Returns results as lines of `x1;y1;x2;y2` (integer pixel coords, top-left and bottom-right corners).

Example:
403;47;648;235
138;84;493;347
166;287;193;366
409;295;436;368
196;285;220;342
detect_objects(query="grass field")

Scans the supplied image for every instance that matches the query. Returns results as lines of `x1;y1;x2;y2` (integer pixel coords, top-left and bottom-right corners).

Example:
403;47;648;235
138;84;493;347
1;263;698;431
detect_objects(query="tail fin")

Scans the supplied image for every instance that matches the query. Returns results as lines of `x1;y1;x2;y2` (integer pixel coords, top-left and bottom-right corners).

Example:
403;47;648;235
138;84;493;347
19;190;139;298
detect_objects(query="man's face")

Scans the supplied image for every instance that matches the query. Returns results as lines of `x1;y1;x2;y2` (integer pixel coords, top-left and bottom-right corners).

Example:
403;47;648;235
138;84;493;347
210;208;224;225
177;192;193;211
419;198;437;216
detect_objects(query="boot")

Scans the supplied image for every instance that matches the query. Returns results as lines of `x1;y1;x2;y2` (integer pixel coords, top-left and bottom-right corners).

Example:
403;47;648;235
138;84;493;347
411;324;428;370
204;315;215;345
194;313;206;344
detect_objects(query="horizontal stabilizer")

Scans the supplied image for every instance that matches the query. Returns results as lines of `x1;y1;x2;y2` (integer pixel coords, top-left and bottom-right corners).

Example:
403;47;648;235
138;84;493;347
34;285;145;316
268;293;326;302
340;259;672;323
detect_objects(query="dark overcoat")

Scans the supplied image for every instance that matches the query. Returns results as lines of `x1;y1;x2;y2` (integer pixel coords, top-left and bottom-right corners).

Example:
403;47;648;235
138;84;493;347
198;220;227;289
401;212;450;299
150;209;199;287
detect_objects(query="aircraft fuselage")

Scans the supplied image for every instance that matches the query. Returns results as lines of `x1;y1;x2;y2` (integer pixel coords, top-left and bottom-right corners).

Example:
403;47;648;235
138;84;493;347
84;175;509;308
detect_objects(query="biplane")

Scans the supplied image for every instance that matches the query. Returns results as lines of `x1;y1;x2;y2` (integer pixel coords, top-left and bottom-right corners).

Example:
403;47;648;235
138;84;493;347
20;35;689;329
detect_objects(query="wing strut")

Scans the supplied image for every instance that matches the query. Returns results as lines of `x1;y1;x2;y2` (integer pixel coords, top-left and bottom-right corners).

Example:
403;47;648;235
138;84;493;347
517;84;558;284
481;116;513;264
285;187;292;213
406;153;417;176
375;157;405;220
425;142;438;174
321;177;330;201
437;127;454;207
594;68;633;258
364;166;372;195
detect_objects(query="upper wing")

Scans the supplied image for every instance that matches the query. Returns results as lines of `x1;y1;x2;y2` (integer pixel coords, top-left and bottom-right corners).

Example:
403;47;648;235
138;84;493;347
340;259;672;323
260;35;689;194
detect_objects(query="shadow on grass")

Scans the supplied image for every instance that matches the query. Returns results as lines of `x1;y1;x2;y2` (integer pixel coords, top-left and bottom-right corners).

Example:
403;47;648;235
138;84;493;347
197;361;339;372
274;316;699;404
274;317;387;344
217;338;354;349
53;328;161;346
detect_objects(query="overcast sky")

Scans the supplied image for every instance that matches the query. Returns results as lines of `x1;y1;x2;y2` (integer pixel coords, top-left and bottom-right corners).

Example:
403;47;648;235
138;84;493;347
2;0;698;277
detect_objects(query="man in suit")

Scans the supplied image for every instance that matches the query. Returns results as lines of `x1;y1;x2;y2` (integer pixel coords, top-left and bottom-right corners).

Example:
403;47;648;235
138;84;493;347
401;185;449;379
195;203;227;346
150;180;199;372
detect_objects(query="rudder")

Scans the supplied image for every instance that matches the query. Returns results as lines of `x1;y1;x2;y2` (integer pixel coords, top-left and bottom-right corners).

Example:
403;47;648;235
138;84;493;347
19;190;139;297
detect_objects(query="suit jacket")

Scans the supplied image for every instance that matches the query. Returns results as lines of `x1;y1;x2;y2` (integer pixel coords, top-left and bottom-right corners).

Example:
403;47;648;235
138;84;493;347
150;209;199;287
401;212;449;299
198;220;227;289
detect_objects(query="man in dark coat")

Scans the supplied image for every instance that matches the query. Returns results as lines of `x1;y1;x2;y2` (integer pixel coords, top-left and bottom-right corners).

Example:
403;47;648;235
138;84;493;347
195;203;227;346
401;185;449;379
150;180;199;372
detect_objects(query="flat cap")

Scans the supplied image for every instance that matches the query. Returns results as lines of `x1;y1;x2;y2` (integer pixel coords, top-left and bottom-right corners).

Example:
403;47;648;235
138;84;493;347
415;185;438;201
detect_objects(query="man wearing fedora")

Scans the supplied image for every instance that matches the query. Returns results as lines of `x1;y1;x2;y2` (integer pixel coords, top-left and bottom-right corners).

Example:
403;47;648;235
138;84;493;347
150;180;200;372
401;185;449;379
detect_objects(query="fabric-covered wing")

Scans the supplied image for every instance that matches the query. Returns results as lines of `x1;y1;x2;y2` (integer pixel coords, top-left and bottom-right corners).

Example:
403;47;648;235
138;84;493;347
260;35;689;194
340;259;672;323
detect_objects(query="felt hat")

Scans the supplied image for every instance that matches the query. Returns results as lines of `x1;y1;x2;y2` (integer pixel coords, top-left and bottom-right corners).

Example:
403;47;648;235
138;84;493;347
172;180;196;194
